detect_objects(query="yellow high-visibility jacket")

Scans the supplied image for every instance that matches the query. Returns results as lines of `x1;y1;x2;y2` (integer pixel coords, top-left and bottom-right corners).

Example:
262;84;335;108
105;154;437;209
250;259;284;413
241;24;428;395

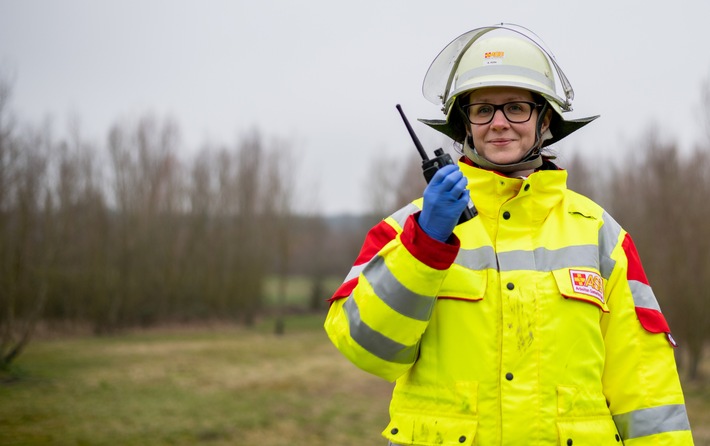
325;161;693;445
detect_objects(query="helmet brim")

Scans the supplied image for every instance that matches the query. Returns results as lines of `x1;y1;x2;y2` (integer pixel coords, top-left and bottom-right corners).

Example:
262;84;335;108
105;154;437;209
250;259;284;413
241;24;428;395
418;113;599;147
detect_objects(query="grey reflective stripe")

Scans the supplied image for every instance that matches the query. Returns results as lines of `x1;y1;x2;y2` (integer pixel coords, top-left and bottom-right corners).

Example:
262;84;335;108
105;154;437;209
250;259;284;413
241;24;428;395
457;245;600;272
599;212;621;279
340;203;418;286
455;246;497;270
496;245;600;272
613;404;691;439
343;296;419;364
343;263;367;283
390;203;420;228
457;64;555;89
628;280;661;311
363;255;436;321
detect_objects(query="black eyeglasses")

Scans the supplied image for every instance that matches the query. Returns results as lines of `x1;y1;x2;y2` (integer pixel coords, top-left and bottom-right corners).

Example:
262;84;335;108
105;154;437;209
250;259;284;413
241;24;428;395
461;101;542;125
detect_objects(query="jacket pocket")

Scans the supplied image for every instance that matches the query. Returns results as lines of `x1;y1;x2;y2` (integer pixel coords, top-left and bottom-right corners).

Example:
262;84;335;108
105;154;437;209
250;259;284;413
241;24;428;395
557;385;609;417
557;417;622;445
383;413;477;446
557;386;621;444
438;266;487;302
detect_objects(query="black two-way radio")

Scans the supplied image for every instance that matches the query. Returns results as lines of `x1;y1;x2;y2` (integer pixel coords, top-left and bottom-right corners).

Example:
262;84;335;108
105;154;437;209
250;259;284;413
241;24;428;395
395;104;477;223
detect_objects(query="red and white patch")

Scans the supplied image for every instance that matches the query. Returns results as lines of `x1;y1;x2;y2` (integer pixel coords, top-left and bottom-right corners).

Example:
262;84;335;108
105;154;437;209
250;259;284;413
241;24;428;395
569;269;605;304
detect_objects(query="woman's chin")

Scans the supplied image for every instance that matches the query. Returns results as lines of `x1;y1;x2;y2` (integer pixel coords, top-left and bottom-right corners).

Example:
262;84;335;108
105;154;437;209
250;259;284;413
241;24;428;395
483;154;522;165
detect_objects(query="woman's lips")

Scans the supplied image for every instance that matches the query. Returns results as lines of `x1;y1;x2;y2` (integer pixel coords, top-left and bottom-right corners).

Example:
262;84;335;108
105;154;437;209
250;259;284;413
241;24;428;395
488;138;513;146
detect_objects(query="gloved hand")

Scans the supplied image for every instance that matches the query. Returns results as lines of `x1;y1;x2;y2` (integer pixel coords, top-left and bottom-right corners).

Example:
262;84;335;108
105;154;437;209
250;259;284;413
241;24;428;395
418;164;471;243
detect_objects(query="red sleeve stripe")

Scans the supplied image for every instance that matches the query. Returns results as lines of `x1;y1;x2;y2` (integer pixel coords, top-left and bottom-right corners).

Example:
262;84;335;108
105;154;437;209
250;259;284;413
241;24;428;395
622;233;675;344
399;214;459;271
328;218;399;303
622;233;650;285
353;220;398;265
329;278;356;303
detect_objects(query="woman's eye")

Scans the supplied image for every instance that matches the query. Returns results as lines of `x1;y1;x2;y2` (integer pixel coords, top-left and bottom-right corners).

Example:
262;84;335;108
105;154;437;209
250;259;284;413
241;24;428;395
475;105;493;115
507;103;524;113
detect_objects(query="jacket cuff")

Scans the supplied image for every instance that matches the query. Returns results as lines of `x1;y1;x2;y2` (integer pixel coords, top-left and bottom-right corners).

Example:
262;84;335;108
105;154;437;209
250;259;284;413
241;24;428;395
400;213;459;270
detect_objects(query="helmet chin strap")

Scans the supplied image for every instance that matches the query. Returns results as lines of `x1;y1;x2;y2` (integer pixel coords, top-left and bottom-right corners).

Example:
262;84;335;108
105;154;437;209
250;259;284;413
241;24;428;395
463;103;552;174
463;139;543;173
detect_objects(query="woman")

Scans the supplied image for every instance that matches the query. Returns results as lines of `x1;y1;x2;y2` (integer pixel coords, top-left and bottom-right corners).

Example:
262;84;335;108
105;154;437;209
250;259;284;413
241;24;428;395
325;24;693;445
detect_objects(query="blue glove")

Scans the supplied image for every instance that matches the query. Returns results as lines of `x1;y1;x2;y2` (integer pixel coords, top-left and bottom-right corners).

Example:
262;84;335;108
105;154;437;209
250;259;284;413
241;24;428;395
418;164;471;242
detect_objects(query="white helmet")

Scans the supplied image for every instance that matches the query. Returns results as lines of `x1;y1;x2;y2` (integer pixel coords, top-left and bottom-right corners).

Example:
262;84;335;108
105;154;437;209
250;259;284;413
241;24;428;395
420;23;597;151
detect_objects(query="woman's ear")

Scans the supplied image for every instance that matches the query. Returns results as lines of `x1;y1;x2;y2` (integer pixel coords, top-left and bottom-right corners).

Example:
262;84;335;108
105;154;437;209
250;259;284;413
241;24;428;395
456;95;473;139
541;109;552;133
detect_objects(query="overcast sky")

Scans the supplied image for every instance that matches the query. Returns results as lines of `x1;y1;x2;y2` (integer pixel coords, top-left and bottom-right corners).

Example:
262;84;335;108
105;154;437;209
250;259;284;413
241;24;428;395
1;0;709;215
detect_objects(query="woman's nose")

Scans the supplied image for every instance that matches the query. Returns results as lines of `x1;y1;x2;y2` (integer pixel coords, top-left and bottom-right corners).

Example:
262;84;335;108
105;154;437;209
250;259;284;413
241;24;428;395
489;109;510;129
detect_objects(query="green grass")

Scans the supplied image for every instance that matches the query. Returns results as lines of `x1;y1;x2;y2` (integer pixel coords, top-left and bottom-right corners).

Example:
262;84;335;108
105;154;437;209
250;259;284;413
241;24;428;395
1;314;709;445
0;314;393;446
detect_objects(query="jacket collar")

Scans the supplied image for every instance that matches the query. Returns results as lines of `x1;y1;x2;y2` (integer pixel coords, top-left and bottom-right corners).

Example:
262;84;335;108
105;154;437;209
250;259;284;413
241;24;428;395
458;160;568;224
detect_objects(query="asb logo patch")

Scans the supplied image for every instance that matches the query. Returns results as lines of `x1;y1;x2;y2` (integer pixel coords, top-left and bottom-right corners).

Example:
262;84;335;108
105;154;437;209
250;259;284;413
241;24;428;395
569;269;604;303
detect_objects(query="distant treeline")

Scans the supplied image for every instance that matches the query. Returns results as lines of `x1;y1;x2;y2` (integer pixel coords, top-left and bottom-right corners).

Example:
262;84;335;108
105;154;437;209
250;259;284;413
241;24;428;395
0;113;365;329
0;76;377;369
2;74;710;381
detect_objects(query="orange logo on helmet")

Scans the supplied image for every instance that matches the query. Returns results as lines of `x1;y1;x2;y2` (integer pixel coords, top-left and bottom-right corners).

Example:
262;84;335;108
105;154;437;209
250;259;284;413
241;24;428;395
484;51;505;58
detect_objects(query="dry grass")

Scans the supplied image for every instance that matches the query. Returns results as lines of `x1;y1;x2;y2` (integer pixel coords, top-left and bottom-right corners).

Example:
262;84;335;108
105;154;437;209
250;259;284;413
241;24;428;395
0;315;393;446
1;315;708;445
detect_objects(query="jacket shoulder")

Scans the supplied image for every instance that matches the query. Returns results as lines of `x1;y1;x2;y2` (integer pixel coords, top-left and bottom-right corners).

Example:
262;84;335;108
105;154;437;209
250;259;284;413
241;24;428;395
563;189;606;220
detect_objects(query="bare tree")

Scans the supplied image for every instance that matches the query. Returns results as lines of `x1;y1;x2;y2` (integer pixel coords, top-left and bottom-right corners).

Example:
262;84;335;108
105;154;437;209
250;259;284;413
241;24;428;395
201;131;275;326
365;153;400;217
264;140;298;335
46;122;109;325
102;115;184;331
365;151;425;218
0;75;25;367
393;155;426;207
232;131;272;326
0;96;58;368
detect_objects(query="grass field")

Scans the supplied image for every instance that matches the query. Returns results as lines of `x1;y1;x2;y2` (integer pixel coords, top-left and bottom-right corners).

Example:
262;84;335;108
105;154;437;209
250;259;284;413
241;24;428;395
1;314;708;445
0;314;393;446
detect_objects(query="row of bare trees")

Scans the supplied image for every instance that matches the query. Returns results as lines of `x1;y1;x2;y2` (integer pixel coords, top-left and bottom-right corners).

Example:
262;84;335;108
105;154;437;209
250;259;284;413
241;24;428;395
1;75;361;369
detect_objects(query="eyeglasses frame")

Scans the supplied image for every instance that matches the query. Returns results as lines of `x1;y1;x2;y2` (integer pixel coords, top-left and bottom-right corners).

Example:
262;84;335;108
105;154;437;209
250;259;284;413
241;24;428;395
460;101;543;125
